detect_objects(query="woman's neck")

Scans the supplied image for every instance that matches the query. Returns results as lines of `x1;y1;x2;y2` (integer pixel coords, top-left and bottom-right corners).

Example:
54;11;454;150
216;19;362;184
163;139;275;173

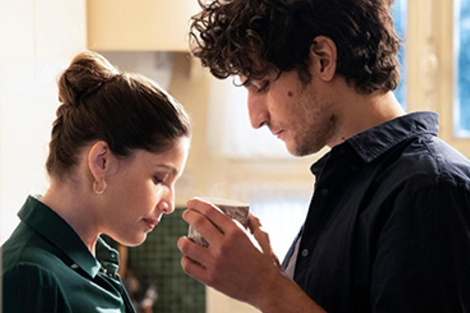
41;183;100;255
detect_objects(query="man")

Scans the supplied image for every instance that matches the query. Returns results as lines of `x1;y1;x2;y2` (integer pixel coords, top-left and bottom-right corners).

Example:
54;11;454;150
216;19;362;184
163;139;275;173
177;0;470;312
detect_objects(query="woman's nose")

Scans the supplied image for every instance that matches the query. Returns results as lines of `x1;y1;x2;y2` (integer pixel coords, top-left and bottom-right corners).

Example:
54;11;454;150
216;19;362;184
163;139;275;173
158;188;175;214
159;200;174;214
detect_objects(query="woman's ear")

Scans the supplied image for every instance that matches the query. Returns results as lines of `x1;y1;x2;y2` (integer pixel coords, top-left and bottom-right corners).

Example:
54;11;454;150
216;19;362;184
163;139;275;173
310;35;337;82
87;141;111;182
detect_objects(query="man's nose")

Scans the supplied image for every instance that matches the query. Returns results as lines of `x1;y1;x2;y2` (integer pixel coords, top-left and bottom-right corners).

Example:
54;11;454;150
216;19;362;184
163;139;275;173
247;90;269;129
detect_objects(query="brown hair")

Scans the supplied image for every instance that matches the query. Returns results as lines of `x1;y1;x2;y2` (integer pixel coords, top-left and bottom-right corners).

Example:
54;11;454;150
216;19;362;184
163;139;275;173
46;51;191;179
190;0;401;94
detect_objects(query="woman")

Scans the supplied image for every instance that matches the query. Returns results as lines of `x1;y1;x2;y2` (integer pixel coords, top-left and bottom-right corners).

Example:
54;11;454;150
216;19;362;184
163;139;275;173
1;51;191;312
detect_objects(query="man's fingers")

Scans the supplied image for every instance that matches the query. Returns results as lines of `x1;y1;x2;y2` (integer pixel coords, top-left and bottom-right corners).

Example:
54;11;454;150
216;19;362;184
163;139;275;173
187;197;235;231
182;207;225;244
248;214;270;251
180;255;210;283
248;214;281;268
248;213;262;233
177;236;209;266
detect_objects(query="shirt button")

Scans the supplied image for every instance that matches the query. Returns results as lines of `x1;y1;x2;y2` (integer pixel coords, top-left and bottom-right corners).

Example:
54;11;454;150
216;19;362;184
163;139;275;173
301;249;309;257
320;188;329;196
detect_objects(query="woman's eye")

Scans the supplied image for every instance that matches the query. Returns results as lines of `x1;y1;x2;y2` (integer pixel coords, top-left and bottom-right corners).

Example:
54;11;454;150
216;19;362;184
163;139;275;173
153;174;168;184
153;176;163;184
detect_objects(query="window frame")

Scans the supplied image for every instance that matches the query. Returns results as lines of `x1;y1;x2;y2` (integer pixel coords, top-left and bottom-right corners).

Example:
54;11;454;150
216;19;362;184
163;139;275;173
407;0;470;156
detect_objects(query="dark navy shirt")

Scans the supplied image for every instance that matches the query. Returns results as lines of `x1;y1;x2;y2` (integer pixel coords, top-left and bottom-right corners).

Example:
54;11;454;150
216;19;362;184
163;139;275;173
1;196;136;313
282;112;470;313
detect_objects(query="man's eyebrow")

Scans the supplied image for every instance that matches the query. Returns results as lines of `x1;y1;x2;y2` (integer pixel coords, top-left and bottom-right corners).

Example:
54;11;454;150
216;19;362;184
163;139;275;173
234;75;251;87
242;77;264;88
243;80;253;87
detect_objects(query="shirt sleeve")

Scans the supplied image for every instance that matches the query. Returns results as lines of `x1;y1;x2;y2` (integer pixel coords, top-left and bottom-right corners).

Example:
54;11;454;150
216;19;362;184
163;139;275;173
371;182;470;312
2;263;72;313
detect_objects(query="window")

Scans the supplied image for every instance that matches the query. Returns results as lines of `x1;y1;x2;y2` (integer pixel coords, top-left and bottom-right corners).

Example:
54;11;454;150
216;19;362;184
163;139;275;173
207;78;293;159
399;0;470;156
392;0;408;108
455;0;470;136
231;183;313;258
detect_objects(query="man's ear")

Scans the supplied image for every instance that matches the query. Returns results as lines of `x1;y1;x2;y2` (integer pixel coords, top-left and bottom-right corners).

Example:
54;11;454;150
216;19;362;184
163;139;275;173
310;35;337;81
87;141;111;182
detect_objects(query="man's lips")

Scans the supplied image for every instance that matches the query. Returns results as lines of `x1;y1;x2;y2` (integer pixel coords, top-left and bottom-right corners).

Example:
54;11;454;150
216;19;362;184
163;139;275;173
271;129;284;139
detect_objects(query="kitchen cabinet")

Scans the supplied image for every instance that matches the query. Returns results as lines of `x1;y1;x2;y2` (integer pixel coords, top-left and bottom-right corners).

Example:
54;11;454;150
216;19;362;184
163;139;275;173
87;0;199;51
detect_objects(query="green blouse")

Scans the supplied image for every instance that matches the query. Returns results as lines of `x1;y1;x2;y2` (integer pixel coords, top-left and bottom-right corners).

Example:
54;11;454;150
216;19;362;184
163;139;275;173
1;196;136;313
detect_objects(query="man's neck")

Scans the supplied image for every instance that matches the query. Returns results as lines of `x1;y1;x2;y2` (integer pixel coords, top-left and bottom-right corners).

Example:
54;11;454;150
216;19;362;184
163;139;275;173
328;90;405;148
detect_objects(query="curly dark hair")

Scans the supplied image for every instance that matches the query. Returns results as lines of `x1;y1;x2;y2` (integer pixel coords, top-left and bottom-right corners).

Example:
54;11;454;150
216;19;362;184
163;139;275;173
190;0;401;94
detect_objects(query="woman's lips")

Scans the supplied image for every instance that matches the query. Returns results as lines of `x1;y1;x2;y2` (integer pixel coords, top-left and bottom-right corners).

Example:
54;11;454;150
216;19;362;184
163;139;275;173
142;218;158;231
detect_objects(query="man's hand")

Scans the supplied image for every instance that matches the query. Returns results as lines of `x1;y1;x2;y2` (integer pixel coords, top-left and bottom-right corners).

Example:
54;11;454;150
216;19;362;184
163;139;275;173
177;197;326;313
177;197;282;306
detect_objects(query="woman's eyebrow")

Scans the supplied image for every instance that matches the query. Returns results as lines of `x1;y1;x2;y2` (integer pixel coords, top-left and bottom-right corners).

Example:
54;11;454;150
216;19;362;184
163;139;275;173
153;164;178;175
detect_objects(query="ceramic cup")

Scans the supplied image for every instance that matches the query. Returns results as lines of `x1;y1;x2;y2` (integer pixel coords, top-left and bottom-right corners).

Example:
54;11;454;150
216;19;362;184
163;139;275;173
187;197;250;247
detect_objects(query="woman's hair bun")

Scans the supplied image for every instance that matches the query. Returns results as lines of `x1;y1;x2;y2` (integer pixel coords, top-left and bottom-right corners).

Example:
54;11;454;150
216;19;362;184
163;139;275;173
58;51;120;106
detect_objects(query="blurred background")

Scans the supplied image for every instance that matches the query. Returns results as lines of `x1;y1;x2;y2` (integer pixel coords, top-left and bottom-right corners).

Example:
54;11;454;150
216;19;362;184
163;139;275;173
1;0;469;312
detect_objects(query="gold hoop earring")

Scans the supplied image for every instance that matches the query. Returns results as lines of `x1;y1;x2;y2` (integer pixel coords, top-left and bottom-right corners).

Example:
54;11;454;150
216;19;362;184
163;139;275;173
93;178;107;195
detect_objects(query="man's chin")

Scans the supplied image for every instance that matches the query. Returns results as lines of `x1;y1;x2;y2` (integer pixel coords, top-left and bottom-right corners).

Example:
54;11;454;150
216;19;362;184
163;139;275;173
287;141;322;157
286;143;305;157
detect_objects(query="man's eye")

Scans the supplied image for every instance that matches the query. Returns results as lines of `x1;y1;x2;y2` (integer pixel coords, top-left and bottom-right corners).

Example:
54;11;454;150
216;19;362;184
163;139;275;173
256;80;270;93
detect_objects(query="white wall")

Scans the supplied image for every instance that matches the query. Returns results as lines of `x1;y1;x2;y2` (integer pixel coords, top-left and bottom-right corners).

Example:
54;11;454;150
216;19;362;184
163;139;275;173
0;0;87;244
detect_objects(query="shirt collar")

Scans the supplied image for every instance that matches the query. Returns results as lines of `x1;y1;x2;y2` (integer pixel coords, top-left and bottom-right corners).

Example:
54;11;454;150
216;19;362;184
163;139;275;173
310;112;439;176
344;111;439;163
18;196;109;278
96;236;120;276
310;153;331;181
